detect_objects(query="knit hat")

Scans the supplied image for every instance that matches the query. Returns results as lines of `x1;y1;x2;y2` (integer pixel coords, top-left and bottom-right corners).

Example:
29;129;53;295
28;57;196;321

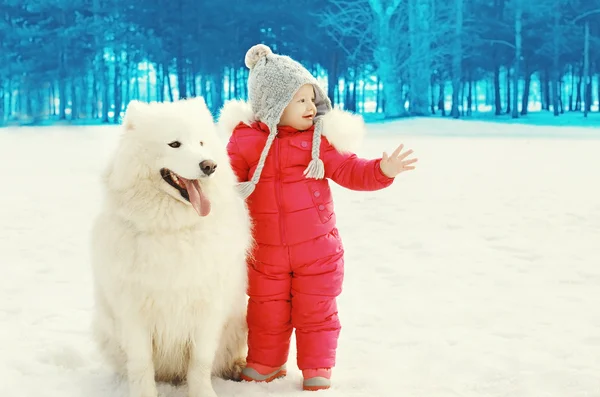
238;44;333;199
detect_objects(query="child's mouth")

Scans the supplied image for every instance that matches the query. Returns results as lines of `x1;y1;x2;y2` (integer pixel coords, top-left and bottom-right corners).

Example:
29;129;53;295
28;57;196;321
303;115;314;119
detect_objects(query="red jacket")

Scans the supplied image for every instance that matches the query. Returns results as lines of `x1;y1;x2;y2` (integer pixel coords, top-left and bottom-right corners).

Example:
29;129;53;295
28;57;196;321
226;120;394;246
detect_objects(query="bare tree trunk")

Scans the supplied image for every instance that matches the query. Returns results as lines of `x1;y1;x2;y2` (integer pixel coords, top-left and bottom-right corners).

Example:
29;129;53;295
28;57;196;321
512;0;522;118
92;70;98;119
506;68;511;114
176;55;187;100
113;52;122;123
91;0;109;123
210;73;224;113
132;66;140;100
369;0;407;118
541;69;550;110
328;53;338;107
474;81;479;110
155;63;162;102
189;69;197;98
0;83;3;124
71;78;78;120
58;75;67;120
165;63;174;102
521;71;531;115
467;77;473;116
344;71;352;110
125;58;131;105
146;60;152;102
233;67;239;98
552;4;560;116
361;71;367;112
494;65;502;115
460;81;466;116
438;83;446;116
352;66;358;111
50;81;56;117
375;75;381;113
451;0;462;118
430;76;436;114
408;0;432;116
569;65;575;111
58;50;67;120
102;60;110;122
583;20;590;117
6;79;12;119
80;73;88;118
597;72;600;113
201;76;209;102
0;81;4;124
575;68;582;111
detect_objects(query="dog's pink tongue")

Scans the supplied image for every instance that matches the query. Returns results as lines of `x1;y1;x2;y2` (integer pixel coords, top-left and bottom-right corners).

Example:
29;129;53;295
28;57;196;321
182;179;211;217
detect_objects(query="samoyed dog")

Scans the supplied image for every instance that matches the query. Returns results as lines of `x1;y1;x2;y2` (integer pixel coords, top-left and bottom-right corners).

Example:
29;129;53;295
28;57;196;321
90;97;252;397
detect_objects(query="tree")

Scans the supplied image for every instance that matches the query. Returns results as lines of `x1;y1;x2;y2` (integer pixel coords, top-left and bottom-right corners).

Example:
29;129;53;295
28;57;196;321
451;0;463;118
511;0;522;118
368;0;409;118
408;0;433;116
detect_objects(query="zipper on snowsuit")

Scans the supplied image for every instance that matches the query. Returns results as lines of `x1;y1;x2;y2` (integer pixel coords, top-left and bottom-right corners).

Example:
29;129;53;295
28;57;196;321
275;138;287;245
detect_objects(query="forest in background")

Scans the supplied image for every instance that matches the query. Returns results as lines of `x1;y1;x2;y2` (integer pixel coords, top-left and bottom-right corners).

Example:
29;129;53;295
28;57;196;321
1;0;599;126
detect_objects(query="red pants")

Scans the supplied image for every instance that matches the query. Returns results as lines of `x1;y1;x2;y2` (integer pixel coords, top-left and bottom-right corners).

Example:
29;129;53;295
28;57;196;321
246;229;344;370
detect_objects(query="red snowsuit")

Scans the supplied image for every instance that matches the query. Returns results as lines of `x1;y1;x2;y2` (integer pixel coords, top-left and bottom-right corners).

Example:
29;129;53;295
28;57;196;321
227;120;394;370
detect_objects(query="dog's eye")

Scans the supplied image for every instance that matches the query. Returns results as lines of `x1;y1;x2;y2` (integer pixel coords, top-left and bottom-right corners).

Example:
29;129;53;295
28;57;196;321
200;141;204;146
168;141;181;148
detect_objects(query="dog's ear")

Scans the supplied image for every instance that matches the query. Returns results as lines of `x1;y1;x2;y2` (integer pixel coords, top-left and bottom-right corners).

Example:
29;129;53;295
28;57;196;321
123;100;148;131
185;96;212;117
183;96;215;123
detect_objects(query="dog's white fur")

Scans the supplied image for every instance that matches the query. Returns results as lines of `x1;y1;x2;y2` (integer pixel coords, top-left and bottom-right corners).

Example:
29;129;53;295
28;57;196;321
90;97;252;397
217;99;366;153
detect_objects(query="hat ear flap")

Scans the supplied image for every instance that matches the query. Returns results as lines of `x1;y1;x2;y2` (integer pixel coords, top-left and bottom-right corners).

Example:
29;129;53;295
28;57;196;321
313;86;332;118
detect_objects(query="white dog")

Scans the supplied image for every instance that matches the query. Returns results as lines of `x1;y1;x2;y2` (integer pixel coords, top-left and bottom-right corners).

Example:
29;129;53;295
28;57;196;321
90;97;252;397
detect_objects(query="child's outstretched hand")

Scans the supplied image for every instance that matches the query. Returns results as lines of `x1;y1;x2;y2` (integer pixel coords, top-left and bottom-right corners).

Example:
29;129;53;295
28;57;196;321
380;144;418;178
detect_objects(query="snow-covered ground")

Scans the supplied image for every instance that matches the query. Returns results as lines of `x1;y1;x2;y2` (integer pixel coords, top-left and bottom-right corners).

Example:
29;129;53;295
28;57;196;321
1;118;599;397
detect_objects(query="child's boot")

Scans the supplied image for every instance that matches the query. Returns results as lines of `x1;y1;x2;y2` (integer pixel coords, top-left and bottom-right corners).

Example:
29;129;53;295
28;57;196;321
241;362;287;383
302;368;331;391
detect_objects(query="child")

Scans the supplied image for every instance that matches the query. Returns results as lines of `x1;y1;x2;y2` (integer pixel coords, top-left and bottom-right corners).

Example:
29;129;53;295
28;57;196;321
221;44;417;391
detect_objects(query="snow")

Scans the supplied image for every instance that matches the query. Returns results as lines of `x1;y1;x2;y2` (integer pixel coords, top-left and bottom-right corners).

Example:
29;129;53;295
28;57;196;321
1;118;599;397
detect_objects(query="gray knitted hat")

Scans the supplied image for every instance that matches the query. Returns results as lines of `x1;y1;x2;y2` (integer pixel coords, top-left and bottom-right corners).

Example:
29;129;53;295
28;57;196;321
238;44;333;199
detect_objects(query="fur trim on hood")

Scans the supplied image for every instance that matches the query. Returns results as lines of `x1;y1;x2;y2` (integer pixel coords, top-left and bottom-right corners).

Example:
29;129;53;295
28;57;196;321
217;99;365;154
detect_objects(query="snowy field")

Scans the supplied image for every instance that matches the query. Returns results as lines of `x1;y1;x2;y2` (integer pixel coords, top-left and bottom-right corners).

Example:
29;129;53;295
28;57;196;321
1;117;599;397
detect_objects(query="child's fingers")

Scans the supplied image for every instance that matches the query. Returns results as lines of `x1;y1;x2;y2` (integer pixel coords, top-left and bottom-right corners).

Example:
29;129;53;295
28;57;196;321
402;158;418;165
391;144;404;158
398;148;414;161
382;151;389;162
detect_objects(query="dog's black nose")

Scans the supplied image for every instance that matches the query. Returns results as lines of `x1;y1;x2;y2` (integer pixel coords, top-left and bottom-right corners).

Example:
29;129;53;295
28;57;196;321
200;160;217;176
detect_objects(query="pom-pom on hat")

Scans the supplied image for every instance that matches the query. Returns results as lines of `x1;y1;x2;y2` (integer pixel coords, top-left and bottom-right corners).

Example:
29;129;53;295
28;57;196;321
237;44;333;199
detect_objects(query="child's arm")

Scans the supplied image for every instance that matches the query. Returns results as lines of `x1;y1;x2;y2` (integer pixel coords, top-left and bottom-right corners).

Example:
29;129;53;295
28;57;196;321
226;134;250;182
322;139;394;191
322;139;417;191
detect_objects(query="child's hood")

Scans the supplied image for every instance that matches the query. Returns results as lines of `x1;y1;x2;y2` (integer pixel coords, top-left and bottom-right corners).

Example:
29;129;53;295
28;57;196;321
217;99;366;154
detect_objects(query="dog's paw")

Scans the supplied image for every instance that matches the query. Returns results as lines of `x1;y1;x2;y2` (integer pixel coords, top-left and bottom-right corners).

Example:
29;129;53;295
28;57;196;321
223;357;246;381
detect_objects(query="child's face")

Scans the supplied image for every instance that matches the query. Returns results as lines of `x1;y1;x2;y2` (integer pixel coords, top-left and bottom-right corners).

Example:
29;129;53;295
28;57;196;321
279;84;317;131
